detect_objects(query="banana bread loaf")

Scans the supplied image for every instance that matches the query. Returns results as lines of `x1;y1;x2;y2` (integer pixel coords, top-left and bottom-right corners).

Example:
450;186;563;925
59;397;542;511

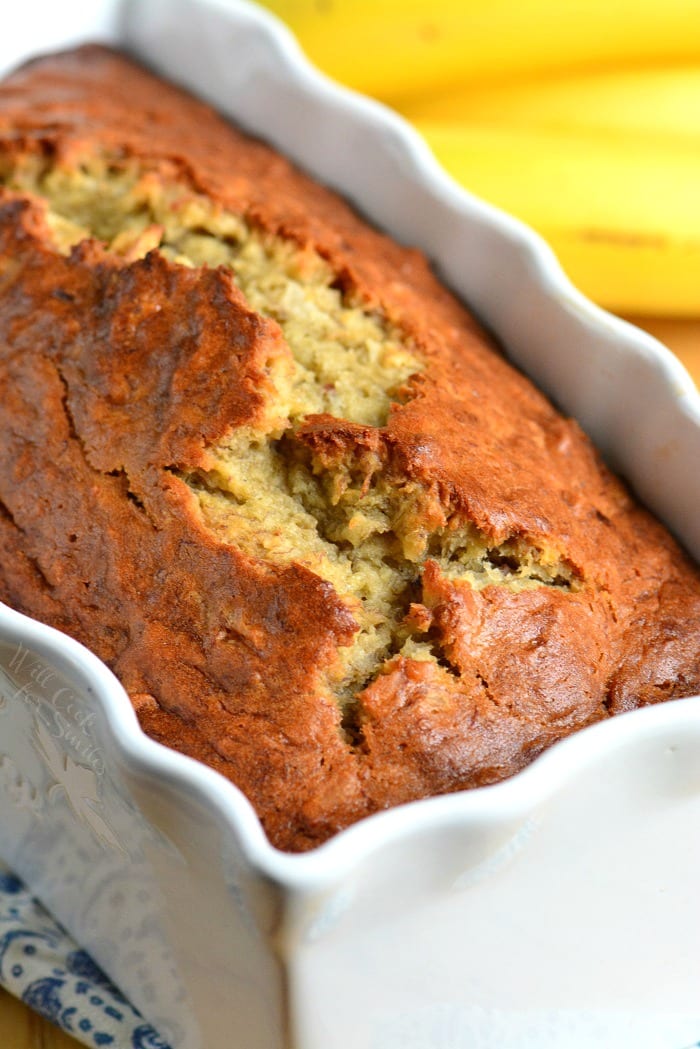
0;45;698;851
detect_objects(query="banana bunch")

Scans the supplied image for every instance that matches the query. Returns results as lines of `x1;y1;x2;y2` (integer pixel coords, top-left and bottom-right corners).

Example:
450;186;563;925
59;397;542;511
404;69;700;316
261;0;700;315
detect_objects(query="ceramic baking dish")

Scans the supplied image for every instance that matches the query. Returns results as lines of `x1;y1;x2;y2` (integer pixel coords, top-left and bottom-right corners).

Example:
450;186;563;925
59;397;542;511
1;1;699;1046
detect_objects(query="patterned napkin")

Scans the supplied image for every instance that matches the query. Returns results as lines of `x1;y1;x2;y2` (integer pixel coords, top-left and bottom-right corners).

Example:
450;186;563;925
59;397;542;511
0;861;170;1048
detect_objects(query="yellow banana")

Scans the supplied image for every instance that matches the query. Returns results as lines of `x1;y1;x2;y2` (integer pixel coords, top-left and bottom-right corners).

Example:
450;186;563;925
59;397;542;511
261;0;700;98
413;121;700;316
398;65;700;140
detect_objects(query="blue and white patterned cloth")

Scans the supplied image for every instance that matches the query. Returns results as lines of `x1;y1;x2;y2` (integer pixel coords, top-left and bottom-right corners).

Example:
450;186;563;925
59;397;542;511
0;860;170;1048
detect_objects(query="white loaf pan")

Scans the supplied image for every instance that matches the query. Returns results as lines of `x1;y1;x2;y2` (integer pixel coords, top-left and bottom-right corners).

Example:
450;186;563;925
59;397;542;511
1;2;700;1046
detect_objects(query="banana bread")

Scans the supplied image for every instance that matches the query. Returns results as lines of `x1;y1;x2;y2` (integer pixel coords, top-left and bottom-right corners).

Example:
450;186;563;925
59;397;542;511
0;45;698;851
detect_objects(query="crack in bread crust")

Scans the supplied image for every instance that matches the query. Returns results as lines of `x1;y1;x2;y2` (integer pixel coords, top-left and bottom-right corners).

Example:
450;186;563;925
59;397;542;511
2;153;421;427
1;152;582;717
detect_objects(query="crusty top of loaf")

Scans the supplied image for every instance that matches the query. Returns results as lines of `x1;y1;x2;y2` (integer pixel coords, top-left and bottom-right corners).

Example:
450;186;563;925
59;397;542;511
0;46;698;850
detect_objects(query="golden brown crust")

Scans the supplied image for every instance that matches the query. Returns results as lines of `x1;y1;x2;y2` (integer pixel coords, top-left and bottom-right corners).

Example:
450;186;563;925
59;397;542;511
0;46;698;850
